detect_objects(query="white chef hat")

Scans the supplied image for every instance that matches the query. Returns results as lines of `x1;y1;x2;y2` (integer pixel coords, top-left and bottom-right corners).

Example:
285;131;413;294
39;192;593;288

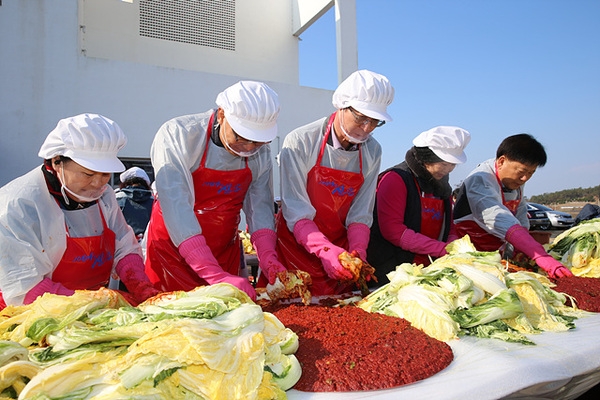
120;166;151;186
332;70;395;122
39;113;126;172
216;81;280;142
412;126;471;164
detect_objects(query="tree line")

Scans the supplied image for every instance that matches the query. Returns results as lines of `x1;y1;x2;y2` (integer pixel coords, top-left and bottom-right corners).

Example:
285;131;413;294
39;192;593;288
529;185;600;205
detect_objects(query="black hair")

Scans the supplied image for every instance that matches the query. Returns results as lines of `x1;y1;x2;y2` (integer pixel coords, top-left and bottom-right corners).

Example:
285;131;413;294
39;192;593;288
413;146;444;164
496;133;547;167
119;177;151;190
53;155;72;165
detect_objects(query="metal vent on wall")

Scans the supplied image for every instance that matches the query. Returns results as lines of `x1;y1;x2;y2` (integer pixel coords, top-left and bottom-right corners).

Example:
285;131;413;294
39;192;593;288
139;0;235;51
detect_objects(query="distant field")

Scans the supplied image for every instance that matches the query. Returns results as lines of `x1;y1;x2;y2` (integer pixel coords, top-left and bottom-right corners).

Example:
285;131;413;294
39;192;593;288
548;201;594;218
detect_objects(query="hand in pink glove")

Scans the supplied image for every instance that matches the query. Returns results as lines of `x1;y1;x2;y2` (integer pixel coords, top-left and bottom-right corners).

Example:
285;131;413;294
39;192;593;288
534;255;573;279
116;254;160;304
293;219;353;281
24;278;75;304
113;290;140;306
506;224;573;279
251;228;287;285
399;229;447;258
347;223;370;261
179;234;256;300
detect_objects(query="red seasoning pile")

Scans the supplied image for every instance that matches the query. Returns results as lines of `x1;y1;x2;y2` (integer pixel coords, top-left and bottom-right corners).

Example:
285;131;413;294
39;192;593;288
271;303;453;392
552;276;600;312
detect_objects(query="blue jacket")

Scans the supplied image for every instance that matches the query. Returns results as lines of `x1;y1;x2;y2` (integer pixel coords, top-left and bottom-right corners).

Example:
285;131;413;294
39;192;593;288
116;187;154;237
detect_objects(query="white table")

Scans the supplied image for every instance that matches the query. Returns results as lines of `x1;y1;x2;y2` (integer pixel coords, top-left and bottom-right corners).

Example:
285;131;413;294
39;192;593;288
286;312;600;400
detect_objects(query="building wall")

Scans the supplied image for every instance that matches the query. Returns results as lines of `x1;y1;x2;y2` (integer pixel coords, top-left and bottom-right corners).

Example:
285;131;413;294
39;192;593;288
0;0;336;192
80;0;300;84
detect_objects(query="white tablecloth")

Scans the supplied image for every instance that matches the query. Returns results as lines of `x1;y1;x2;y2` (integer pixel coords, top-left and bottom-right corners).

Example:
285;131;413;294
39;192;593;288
287;312;600;400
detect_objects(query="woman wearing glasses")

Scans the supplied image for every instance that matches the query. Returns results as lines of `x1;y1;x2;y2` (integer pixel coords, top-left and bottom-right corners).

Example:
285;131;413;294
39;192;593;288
144;81;286;300
272;70;395;295
367;126;471;285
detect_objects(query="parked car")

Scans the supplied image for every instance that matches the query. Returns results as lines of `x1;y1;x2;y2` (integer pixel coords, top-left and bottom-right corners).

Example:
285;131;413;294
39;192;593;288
526;205;552;230
527;202;575;229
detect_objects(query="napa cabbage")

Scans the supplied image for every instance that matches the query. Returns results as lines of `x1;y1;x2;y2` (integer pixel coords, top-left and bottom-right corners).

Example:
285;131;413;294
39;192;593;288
0;284;301;399
506;271;581;332
359;239;580;345
548;218;600;276
460;319;535;345
0;340;28;367
452;289;523;328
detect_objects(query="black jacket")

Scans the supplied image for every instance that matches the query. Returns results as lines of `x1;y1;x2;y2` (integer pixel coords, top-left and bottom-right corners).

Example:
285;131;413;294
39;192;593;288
116;187;154;236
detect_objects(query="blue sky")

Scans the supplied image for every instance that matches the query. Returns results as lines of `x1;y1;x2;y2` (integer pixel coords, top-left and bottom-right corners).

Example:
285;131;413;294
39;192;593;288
298;0;600;197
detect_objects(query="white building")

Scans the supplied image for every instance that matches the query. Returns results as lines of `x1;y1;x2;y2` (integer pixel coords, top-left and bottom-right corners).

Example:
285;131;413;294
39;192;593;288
0;0;358;193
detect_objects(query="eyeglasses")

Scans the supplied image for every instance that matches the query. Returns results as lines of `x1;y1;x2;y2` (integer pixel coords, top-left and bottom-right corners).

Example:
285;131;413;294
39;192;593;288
232;131;270;147
228;130;271;157
347;108;385;128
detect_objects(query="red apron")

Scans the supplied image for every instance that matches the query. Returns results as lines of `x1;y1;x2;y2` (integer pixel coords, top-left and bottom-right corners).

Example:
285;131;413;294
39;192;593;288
275;113;364;295
455;163;522;251
145;112;252;292
413;179;445;266
0;203;116;309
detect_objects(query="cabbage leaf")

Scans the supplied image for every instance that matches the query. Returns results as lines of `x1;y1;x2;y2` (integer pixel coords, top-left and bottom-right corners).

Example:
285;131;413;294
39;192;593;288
359;239;579;345
0;284;300;399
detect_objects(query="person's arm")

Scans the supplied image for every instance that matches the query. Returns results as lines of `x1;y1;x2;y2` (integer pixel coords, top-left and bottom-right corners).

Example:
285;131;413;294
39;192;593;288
150;114;210;247
293;219;353;281
347;222;370;260
114;254;159;303
506;225;572;278
251;228;287;284
464;166;522;239
376;171;409;246
377;172;447;257
0;170;68;306
178;234;256;299
446;221;459;243
23;278;74;304
241;142;288;285
279;121;324;231
243;146;276;233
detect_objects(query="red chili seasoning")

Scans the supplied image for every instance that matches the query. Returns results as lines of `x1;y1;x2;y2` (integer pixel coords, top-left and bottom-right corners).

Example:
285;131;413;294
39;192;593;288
271;304;453;392
552;276;600;312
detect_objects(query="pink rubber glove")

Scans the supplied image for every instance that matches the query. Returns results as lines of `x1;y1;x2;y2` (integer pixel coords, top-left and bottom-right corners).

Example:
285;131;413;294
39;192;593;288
534;255;574;278
251;228;287;285
293;219;353;281
179;234;256;300
347;223;370;261
399;229;448;258
24;278;75;304
116;254;160;304
113;290;139;306
506;225;573;278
